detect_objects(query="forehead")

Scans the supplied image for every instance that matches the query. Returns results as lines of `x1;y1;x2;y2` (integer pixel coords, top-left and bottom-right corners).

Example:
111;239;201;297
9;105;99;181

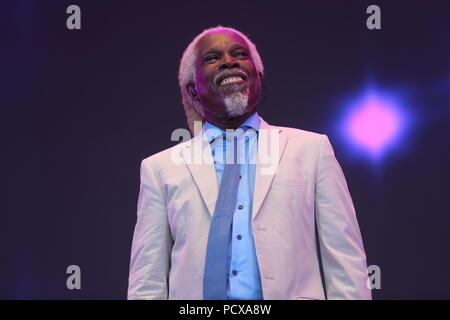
195;30;249;54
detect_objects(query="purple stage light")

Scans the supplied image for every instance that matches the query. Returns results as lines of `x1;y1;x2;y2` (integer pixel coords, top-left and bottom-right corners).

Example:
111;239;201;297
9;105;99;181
340;88;409;160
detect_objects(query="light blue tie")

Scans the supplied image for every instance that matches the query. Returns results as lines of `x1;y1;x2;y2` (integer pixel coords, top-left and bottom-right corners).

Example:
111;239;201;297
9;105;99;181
203;133;242;300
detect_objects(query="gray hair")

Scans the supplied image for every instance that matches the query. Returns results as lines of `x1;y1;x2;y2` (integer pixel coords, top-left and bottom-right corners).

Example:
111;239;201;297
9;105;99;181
178;25;265;133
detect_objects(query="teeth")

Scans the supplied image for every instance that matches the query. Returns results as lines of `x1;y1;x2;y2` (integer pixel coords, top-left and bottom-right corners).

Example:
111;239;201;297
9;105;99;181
220;76;244;85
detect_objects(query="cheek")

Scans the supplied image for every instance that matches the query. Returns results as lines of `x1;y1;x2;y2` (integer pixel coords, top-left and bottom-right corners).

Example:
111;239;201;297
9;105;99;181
250;72;261;95
245;63;260;89
196;81;207;96
195;71;213;95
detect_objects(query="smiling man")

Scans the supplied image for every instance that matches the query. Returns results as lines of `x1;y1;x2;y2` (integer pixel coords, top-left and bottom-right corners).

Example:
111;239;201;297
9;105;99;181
185;29;262;131
127;26;371;300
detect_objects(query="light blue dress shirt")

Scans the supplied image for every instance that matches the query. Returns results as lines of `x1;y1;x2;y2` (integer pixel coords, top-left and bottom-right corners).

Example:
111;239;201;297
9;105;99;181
203;112;264;300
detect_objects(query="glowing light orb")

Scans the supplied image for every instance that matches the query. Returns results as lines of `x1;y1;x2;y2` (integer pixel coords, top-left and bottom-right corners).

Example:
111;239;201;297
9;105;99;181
341;89;408;159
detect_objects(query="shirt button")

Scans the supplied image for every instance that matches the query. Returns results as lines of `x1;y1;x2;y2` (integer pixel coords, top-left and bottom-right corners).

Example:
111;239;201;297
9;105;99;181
232;270;238;276
237;205;244;210
237;234;242;240
239;175;242;180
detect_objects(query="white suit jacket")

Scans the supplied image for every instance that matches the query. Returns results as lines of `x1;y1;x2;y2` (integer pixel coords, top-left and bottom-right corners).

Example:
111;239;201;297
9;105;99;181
128;116;372;300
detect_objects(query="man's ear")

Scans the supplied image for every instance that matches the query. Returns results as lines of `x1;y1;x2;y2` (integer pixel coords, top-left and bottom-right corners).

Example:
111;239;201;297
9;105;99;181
186;83;198;99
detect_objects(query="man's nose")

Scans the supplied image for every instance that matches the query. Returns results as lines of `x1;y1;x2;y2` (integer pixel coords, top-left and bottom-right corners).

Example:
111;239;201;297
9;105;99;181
219;55;239;70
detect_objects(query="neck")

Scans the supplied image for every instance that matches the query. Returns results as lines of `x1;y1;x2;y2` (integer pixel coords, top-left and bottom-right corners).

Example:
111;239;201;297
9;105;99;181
206;110;257;131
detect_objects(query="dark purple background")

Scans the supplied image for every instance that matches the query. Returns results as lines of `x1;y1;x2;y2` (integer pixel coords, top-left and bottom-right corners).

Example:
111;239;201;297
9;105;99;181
2;0;450;299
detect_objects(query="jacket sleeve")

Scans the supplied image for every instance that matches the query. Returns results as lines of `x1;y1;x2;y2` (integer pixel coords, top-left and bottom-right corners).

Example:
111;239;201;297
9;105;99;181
127;158;173;300
314;134;372;300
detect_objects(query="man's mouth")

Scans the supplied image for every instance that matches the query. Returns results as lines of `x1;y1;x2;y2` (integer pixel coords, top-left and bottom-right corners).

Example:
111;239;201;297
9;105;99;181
215;72;248;87
220;76;246;86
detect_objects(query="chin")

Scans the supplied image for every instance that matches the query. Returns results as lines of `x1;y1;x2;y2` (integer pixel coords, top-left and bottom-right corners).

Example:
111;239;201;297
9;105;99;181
223;89;249;117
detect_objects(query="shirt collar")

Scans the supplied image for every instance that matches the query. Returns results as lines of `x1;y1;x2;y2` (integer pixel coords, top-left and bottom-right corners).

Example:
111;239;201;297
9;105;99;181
203;112;260;144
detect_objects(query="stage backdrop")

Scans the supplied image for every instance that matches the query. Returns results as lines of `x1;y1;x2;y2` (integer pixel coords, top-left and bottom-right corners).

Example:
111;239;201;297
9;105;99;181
2;0;450;299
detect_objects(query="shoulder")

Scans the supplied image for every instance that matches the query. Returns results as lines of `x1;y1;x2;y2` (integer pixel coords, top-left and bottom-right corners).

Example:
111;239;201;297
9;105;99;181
140;138;192;173
278;125;322;138
272;124;328;146
266;123;336;161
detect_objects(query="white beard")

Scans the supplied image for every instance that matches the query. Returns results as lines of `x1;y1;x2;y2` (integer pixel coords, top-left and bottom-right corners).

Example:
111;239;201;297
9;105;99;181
223;86;249;117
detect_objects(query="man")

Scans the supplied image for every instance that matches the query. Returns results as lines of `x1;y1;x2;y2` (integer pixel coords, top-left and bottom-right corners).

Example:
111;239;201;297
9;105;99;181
127;25;371;300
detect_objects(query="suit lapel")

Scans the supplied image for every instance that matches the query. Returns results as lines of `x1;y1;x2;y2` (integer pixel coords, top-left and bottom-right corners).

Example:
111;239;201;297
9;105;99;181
252;118;289;220
181;131;219;217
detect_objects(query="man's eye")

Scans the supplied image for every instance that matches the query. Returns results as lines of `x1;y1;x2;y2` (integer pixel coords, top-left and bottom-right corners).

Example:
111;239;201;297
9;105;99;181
205;56;217;62
236;51;248;57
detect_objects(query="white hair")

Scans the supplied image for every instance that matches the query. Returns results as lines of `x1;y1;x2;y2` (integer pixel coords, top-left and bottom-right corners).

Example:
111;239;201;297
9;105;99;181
178;25;264;133
223;85;249;117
